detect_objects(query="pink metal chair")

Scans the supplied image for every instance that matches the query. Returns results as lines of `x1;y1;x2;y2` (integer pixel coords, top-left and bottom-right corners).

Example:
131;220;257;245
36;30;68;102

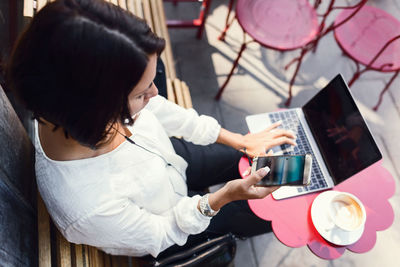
334;5;400;111
215;0;319;103
216;0;367;106
164;0;212;39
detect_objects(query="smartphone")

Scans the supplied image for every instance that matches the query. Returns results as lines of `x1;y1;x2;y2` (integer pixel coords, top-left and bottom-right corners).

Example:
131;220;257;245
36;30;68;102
251;154;312;186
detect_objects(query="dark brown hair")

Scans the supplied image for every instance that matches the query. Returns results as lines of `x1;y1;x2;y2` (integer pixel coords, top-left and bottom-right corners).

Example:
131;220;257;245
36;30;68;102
7;0;165;148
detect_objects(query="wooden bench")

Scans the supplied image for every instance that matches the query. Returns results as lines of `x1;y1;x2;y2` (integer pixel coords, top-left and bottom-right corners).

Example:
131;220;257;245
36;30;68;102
21;0;194;266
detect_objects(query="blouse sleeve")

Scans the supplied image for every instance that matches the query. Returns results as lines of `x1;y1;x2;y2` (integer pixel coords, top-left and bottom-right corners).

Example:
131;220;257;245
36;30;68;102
65;195;211;257
145;95;221;145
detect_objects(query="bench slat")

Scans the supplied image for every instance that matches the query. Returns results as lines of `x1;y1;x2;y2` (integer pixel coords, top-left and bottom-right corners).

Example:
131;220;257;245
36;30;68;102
111;256;130;267
38;195;51;267
167;78;176;103
131;257;140;267
127;0;135;14
173;78;185;107
37;0;47;11
149;0;168;78
56;231;72;267
23;0;34;17
142;0;154;31
121;257;130;267
149;0;163;38
148;0;171;79
118;0;127;10
134;0;144;19
155;0;176;79
103;253;112;267
83;245;90;267
181;81;193;108
89;246;105;267
74;244;85;267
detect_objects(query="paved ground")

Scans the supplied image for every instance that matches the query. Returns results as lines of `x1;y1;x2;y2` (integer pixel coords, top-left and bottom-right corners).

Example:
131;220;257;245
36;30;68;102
164;0;400;266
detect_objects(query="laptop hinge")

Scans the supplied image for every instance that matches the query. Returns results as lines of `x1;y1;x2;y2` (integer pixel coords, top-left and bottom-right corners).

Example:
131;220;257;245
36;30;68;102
301;106;337;185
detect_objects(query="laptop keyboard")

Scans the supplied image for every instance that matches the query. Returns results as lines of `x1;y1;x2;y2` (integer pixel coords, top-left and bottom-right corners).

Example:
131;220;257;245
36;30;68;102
269;110;327;193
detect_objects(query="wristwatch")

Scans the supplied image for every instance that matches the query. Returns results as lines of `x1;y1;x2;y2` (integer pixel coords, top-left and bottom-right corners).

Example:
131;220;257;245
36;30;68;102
199;194;219;217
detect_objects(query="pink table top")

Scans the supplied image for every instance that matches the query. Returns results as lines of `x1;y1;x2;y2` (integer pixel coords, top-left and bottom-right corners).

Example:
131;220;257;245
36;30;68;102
239;157;395;259
236;0;319;50
334;5;400;71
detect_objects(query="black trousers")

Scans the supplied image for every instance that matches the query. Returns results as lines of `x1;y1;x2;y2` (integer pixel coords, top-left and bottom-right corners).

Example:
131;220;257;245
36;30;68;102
155;138;272;257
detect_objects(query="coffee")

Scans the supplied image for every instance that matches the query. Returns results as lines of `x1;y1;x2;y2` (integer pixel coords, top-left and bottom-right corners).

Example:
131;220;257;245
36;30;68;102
328;193;366;232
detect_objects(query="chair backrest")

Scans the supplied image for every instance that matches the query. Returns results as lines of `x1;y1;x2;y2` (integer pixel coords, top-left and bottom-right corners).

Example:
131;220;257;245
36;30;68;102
0;85;37;266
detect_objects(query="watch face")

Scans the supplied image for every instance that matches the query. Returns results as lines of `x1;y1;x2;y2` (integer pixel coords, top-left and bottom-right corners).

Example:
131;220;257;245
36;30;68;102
199;194;219;217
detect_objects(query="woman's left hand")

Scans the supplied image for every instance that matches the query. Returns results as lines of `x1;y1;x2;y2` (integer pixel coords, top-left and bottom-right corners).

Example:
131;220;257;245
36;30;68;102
240;121;296;157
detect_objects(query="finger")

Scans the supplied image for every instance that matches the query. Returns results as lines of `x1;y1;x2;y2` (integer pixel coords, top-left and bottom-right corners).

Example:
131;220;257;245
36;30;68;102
258;149;274;157
268;186;280;192
244;166;270;186
271;129;296;139
257;152;268;157
264;121;282;131
241;167;251;177
247;148;270;158
241;149;258;159
249;185;280;199
269;136;297;147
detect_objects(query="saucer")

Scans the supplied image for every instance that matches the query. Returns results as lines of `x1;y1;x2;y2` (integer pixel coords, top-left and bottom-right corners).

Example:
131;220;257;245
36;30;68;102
311;191;365;246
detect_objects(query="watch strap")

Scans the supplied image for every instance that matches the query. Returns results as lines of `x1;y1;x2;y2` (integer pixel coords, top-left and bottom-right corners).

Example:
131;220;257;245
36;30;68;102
199;193;219;217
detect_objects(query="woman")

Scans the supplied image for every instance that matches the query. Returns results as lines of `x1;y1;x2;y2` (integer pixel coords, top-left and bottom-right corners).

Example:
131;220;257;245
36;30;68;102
7;0;296;258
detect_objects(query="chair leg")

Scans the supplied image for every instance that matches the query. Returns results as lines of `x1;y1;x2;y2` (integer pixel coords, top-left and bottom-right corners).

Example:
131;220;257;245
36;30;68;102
373;71;399;111
215;42;247;100
196;0;212;39
314;0;322;9
348;62;362;87
165;0;211;39
218;0;235;41
285;48;308;107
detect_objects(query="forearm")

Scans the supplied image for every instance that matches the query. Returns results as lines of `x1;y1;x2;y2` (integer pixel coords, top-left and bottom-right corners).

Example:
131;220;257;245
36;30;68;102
208;186;231;211
197;168;276;213
217;122;297;157
196;186;231;212
216;128;245;151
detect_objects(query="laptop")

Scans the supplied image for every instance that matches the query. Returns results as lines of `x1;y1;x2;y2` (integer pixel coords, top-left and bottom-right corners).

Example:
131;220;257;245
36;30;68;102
246;74;382;200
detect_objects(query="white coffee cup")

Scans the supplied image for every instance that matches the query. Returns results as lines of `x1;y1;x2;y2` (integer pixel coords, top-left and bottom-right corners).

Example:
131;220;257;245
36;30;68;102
326;192;366;232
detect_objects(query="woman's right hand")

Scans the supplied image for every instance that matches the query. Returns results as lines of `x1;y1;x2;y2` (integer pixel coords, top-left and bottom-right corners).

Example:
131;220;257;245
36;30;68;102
207;168;279;211
224;167;279;201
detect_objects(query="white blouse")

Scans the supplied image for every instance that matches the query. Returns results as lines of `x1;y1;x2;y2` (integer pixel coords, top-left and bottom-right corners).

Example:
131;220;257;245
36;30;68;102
35;95;221;257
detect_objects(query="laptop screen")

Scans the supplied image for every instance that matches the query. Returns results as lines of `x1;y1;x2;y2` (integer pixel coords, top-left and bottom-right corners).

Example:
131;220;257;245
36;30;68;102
302;74;382;183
